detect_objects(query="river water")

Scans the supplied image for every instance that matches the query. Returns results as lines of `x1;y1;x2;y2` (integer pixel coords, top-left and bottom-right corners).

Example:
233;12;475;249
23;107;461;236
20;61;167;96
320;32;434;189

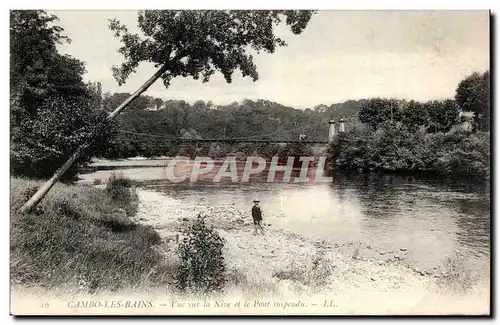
80;159;490;275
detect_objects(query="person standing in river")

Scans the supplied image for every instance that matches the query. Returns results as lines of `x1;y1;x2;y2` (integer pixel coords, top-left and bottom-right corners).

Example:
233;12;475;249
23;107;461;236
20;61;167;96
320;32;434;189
252;200;265;235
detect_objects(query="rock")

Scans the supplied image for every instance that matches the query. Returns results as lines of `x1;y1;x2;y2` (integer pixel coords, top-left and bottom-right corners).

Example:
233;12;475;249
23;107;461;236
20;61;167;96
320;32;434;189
379;251;386;255
370;277;376;281
400;248;407;251
366;245;371;249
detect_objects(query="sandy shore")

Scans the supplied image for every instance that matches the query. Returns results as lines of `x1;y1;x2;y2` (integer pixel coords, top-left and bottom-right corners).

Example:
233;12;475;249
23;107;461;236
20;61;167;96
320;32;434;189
128;188;490;315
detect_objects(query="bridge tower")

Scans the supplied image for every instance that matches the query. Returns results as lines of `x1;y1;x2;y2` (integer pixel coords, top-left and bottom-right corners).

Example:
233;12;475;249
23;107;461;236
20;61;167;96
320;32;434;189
339;118;346;133
328;119;336;143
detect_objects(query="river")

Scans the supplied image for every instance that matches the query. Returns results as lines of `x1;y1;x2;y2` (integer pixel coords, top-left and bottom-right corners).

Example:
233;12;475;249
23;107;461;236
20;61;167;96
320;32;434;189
80;159;491;277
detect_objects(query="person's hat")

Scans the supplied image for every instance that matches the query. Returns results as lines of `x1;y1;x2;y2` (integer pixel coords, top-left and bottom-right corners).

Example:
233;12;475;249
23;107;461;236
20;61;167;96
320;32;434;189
253;199;260;203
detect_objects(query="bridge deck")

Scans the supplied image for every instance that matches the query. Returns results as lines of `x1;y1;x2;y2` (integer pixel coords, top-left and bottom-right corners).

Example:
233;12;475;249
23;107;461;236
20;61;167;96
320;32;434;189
167;139;329;144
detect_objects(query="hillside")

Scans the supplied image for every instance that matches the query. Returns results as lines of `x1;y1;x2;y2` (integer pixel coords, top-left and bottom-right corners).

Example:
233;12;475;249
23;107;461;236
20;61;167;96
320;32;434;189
101;93;365;158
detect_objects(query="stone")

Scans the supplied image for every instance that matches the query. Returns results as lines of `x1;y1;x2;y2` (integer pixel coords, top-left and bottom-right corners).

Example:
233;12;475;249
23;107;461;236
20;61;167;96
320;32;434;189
400;248;407;251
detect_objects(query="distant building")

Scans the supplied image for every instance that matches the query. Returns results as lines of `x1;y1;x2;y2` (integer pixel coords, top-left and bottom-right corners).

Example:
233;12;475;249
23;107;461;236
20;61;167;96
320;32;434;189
145;103;166;111
459;111;475;131
207;102;219;110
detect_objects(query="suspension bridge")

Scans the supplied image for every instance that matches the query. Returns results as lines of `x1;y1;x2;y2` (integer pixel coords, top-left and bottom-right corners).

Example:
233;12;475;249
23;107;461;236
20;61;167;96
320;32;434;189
117;119;345;145
119;130;329;144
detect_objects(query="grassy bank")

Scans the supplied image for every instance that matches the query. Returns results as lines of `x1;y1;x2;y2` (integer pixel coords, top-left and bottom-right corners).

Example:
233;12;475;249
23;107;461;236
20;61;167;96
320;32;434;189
328;125;490;181
10;176;170;293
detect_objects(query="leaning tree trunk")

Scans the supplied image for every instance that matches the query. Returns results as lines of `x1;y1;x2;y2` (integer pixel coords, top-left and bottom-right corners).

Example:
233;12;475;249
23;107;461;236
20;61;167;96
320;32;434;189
18;64;169;214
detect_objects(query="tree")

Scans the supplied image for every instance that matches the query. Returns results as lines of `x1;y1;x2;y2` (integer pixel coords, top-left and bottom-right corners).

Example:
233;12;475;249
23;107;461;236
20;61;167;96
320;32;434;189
87;81;103;110
424;99;460;133
192;100;206;109
20;10;315;213
109;10;315;87
399;100;428;131
11;10;70;125
10;10;113;182
358;98;403;130
455;71;490;131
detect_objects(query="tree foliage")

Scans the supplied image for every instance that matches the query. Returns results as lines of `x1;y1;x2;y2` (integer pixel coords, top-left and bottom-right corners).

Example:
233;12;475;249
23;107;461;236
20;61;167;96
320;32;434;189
358;97;460;133
328;126;489;180
10;10;113;181
425;99;460;133
455;71;490;131
358;98;403;130
109;10;315;87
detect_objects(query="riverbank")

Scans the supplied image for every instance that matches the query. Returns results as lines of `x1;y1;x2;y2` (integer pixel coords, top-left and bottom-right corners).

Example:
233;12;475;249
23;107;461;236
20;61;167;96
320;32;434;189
128;188;490;314
10;180;490;315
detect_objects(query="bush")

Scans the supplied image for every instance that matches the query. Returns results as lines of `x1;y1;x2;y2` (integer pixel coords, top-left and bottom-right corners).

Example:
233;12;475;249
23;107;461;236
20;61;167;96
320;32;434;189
176;215;226;293
273;247;334;292
105;172;134;201
436;251;478;293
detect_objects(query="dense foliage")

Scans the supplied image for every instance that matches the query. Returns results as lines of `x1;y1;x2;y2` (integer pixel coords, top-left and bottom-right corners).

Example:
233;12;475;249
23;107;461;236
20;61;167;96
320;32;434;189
328;71;490;180
455;71;490;131
358;98;460;133
10;10;113;182
328;126;489;180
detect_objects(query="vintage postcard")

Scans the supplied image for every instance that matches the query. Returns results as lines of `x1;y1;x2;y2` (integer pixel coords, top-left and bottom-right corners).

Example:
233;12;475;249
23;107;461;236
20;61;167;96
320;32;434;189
10;10;490;316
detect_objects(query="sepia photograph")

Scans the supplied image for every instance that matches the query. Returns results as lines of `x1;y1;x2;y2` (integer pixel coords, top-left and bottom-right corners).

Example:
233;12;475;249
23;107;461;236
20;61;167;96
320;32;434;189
9;9;491;316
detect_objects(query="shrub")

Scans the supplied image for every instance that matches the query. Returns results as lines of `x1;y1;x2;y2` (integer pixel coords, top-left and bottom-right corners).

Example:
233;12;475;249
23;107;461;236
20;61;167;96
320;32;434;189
436;251;478;294
273;248;334;292
105;172;134;201
176;215;226;293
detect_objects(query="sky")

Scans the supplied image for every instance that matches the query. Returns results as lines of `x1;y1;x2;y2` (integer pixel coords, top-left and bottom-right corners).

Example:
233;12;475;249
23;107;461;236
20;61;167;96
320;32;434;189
51;10;490;109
